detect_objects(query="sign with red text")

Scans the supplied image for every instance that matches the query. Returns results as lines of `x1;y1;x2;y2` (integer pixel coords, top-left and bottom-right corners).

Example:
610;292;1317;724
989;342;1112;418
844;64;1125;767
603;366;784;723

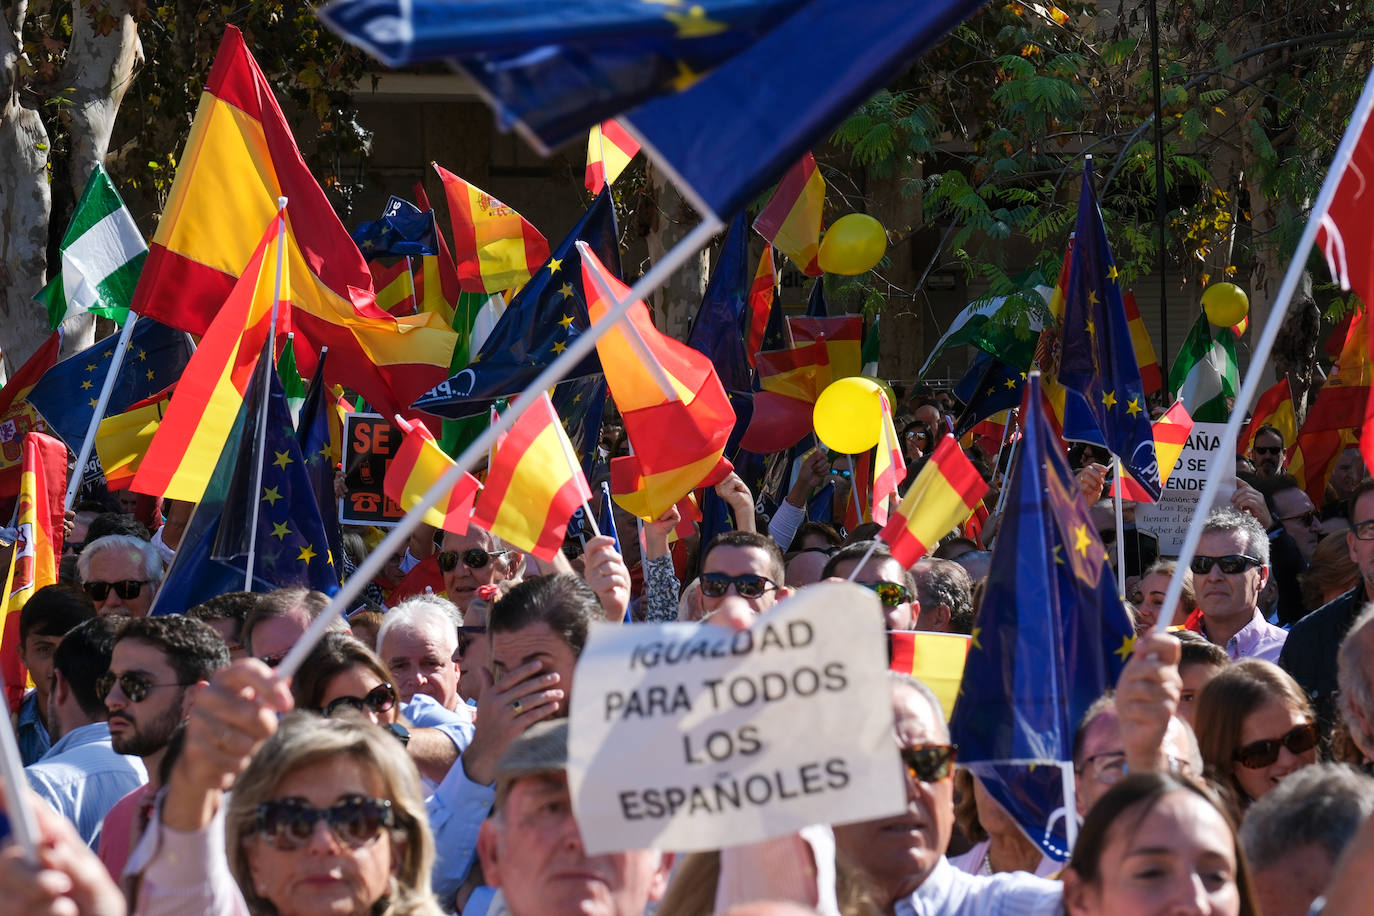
568;582;905;854
340;412;405;527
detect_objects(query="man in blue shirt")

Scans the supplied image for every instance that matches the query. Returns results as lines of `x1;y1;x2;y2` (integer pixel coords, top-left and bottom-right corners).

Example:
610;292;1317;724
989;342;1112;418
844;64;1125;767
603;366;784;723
16;585;96;765
26;616;146;848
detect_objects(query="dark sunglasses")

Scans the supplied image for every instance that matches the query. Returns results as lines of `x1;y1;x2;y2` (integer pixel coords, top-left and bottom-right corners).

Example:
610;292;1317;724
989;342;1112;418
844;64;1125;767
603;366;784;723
455;626;487;658
1253;445;1282;456
864;581;911;608
96;670;189;704
1234;722;1319;769
901;745;958;783
1279;510;1319;528
82;579;149;601
699;572;779;600
1189;554;1261;576
321;683;397;718
255;795;396;850
436;548;510;573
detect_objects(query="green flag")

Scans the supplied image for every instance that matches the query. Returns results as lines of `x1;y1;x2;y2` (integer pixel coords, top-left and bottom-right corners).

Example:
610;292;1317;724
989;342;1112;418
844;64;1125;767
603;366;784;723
278;333;309;424
1169;311;1239;422
35;164;146;329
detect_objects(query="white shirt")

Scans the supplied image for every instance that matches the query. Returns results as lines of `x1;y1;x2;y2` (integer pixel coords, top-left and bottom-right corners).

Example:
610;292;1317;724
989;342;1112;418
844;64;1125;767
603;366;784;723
896;857;1062;916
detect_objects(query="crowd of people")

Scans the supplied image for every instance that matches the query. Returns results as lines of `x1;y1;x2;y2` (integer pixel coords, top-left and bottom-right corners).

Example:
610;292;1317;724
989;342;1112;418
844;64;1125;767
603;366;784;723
2;389;1374;916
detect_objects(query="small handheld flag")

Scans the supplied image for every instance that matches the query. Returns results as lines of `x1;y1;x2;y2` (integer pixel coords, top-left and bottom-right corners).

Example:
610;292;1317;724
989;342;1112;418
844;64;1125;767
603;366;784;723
384;416;481;533
878;435;988;568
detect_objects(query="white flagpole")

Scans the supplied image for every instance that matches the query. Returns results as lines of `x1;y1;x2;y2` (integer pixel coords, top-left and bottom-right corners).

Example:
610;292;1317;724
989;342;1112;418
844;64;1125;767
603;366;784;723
1059;761;1079;851
244;199;289;590
1113;454;1126;598
0;670;39;864
275;214;724;680
1154;66;1374;635
64;312;141;511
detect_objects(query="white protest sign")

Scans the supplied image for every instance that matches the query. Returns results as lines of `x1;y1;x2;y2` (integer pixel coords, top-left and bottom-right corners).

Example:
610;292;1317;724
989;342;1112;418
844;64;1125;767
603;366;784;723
567;581;905;854
1136;421;1236;555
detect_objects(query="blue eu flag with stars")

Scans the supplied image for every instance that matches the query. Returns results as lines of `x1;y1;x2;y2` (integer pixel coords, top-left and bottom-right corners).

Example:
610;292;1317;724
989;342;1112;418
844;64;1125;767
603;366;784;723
952;351;1025;438
351;195;438;260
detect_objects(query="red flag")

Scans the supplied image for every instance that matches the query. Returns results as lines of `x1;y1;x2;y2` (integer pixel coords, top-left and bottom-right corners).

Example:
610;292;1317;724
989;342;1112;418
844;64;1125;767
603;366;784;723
1291;306;1371;502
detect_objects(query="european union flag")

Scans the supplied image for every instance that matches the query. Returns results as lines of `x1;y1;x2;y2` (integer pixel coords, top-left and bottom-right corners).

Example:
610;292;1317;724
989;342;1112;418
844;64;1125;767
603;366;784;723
687;213;752;395
949;371;1136;861
1057;160;1161;500
28;317;192;465
411;190;619;419
296;350;344;585
805;279;827;317
952;351;1025;438
550;372;608;478
351;196;438;259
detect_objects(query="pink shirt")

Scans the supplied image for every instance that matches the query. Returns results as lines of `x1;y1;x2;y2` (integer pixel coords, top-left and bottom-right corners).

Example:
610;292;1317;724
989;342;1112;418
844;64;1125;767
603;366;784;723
97;783;154;880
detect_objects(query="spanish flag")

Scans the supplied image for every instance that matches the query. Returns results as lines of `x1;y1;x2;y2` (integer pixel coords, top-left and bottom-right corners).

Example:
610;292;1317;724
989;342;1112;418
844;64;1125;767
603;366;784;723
132;213;284;503
755;341;831;403
0;332;61;500
1112;399;1193;503
745;243;776;367
413;180;462;326
1122;290;1163;396
585;120;641;195
95;386;174;491
872;393;906;526
1240;376;1297;456
579;242;734;520
1291;308;1370;502
879;435;989;568
129;26;456;419
789;315;864;381
0;432;65;709
753;152;825;277
370;259;416;316
434;163;550;295
888;630;971;721
383;415;481;533
472;393;591;562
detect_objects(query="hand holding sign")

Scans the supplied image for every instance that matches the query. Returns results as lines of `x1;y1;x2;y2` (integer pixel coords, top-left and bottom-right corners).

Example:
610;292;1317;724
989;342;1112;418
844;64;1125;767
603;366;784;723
568;581;905;854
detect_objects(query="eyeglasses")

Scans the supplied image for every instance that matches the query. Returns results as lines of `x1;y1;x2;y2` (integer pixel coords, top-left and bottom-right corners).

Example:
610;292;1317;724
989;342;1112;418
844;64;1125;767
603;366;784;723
1354;520;1374;541
436;548;510;573
321;683;397;718
82;579;149;601
258;653;287;668
1078;750;1196;783
1279;509;1319;528
1234;721;1319;769
1189;554;1262;575
95;671;190;704
699;572;780;600
455;626;487;658
900;745;957;783
255;795;396;851
864;581;911;608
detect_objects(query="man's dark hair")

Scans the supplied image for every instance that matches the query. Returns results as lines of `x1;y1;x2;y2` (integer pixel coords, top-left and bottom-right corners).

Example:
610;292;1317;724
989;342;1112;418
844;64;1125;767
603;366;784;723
1173;628;1230;668
85;512;150;544
1254;473;1305;516
794;521;842;549
53;616;123;719
912;558;974;634
822;540;916;594
116;615;229;685
1348;478;1374;525
187;591;260;633
1253;425;1285;449
488;574;601;658
19;584;95;645
700;530;786;586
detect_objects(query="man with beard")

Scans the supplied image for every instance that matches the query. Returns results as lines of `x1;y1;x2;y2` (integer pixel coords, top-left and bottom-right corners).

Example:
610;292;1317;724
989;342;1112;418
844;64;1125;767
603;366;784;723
95;615;228;879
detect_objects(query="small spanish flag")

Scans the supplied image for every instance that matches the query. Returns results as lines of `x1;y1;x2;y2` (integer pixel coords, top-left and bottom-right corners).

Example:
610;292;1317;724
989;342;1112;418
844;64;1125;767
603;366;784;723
434;163;550;295
745;243;776;366
879;435;990;568
472;392;591;562
872;393;906;526
752;152;825;277
1122;290;1163;396
1112;399;1193;503
1240;377;1297;456
888;630;972;721
755;341;831;404
788;315;864;381
384;415;481;533
585;120;641;195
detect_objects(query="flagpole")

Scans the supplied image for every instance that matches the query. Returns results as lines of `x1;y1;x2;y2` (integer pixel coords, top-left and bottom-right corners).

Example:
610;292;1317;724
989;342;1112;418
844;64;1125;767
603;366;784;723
993;418;1022;520
0;669;40;865
844;539;882;583
275;215;724;680
244;198;289;590
64;311;141;512
847;453;865;531
1059;762;1079;851
1154;65;1374;636
1113;454;1126;598
405;255;418;315
548;394;600;538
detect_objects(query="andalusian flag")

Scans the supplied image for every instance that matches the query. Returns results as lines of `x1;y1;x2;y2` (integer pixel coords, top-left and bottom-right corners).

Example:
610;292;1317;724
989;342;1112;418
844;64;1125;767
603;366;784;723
434;163;550;294
0;432;65;709
36;164;146;329
279;332;309;422
472;392;592;561
1169;311;1238;423
1112;399;1193;503
1240;377;1298;456
129;26;456;419
585;120;640;194
383;415;481;532
879;435;989;568
752;152;825;277
132;212;285;503
746;243;776;366
871;393;906;525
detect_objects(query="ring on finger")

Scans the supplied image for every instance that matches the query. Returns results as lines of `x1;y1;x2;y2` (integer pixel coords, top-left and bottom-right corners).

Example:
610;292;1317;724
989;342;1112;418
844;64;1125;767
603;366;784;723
512;699;523;712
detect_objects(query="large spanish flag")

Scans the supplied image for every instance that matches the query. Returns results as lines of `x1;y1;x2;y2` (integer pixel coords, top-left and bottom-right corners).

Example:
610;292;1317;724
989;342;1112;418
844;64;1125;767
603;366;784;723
434;164;550;295
472;393;591;561
872;393;906;526
129;26;455;418
753;152;825;277
95;385;174;491
579;242;734;520
0;432;66;709
131;214;283;502
1112;399;1193;503
585;120;641;195
879;435;989;568
384;415;480;533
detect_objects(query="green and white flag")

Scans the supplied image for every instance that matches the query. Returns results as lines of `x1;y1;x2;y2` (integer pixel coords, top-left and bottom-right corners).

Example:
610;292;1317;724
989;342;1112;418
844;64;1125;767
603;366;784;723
917;287;1051;378
35;164;146;329
861;314;881;376
278;332;309;425
1169;311;1239;423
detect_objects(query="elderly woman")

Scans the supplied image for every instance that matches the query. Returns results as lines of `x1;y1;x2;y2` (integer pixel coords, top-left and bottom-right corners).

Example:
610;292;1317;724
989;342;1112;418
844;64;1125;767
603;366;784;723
129;660;443;916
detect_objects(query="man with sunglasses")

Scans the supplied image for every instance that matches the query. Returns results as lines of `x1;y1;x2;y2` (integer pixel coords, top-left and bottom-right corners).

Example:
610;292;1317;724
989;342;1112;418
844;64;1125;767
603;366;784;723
823;541;919;631
699;531;792;623
76;533;163;617
436;526;520;612
1250;425;1287;479
1186;508;1287;663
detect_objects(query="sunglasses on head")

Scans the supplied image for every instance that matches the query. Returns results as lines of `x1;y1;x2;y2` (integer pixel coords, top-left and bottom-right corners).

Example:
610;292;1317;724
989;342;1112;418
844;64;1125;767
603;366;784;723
900;745;958;783
95;670;189;704
864;581;911;608
436;548;509;573
699;572;779;600
255;795;396;851
1233;722;1319;769
321;682;397;718
1189;554;1261;575
82;579;148;601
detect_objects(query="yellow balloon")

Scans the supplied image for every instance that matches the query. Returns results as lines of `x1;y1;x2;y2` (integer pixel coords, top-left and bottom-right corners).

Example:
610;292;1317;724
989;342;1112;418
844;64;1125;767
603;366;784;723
817;213;887;275
813;376;883;454
1201;282;1249;328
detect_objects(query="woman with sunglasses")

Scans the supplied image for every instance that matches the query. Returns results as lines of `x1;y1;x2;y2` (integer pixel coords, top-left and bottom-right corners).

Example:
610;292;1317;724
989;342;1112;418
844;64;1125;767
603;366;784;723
291;634;405;731
1194;659;1320;808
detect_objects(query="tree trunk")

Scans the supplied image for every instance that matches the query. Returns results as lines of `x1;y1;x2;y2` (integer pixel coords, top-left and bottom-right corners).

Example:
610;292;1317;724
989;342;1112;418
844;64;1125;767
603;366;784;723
642;160;709;342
